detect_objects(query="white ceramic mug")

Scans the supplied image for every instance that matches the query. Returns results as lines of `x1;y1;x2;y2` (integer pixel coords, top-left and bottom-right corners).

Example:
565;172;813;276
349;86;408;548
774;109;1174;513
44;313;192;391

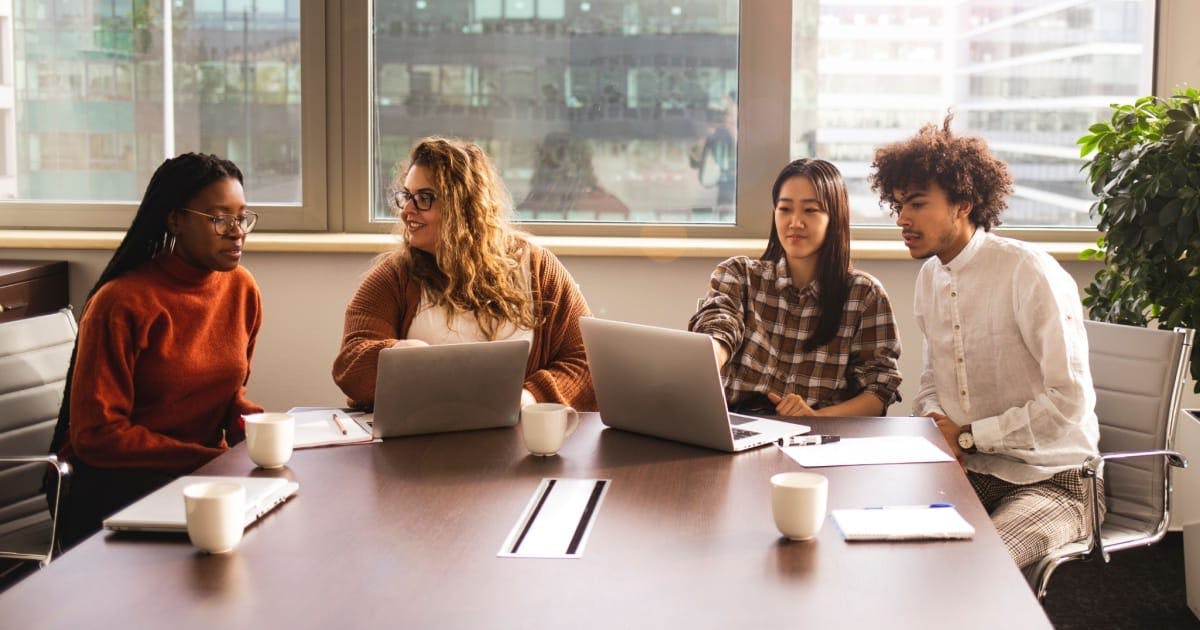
520;403;580;456
770;471;828;541
243;412;295;469
183;481;246;554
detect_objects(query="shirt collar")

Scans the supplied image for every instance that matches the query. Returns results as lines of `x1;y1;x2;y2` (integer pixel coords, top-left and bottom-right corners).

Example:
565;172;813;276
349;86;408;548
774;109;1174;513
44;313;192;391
773;257;819;297
941;227;986;272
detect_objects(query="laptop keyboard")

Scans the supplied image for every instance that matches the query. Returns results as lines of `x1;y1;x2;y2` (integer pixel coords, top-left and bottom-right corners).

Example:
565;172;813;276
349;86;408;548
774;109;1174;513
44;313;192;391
731;426;760;440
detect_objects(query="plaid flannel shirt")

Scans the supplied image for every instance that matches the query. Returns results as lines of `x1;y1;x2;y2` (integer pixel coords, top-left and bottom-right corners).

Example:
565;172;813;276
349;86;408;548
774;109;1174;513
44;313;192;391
688;257;902;411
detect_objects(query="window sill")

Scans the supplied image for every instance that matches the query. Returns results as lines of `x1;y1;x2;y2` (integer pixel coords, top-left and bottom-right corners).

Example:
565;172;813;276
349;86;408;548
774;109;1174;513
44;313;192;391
0;229;1093;262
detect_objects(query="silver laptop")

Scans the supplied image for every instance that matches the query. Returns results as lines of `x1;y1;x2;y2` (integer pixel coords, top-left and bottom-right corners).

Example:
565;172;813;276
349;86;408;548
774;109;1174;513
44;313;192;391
103;476;300;533
371;339;530;438
579;317;809;452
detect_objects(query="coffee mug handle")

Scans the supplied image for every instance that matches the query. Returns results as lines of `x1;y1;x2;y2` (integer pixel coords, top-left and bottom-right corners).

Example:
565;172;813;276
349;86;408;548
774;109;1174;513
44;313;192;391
564;407;579;437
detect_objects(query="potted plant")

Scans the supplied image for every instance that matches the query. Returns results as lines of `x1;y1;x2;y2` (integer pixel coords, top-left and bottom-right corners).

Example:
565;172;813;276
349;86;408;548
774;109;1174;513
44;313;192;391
1078;86;1200;392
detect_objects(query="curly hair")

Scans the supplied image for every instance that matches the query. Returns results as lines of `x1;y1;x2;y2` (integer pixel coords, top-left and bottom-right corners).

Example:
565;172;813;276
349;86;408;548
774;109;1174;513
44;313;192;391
394;136;536;339
869;113;1013;231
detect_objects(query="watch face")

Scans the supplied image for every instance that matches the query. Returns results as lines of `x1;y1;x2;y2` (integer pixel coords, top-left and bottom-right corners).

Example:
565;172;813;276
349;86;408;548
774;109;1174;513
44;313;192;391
957;431;974;450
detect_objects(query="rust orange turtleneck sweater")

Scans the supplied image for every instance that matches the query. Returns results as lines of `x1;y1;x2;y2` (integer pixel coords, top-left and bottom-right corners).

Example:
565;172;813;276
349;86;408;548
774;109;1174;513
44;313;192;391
59;252;264;473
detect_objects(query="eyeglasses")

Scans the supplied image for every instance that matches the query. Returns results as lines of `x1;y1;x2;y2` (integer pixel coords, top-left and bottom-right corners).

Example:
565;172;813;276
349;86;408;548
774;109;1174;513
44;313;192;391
392;189;437;212
179;208;259;235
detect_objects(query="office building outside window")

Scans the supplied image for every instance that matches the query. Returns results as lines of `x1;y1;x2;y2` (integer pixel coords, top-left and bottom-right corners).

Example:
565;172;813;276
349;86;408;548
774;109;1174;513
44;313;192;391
792;0;1153;227
372;0;740;225
4;0;302;204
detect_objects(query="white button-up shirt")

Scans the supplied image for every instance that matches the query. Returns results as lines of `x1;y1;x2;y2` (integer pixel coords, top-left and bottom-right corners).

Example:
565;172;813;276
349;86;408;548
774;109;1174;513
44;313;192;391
913;229;1099;484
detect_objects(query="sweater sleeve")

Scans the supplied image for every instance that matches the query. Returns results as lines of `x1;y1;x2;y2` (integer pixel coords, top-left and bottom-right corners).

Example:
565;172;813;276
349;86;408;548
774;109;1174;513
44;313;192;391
524;249;597;411
225;281;265;444
332;255;410;408
68;294;225;473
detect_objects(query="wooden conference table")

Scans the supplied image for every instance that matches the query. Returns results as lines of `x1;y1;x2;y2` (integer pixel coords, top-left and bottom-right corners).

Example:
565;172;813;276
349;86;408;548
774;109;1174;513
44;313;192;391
0;415;1050;629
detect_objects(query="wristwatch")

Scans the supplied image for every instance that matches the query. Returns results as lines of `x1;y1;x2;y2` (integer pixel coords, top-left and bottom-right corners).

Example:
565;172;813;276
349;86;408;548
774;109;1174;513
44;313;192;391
957;425;977;454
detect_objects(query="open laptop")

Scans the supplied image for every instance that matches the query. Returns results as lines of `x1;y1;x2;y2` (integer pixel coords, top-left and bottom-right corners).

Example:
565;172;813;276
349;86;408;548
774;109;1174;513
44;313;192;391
579;317;809;452
103;476;299;533
371;339;530;438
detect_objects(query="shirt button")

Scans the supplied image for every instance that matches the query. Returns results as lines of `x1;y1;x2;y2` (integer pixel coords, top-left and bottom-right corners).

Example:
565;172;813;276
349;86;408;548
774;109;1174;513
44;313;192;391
957;358;964;363
953;324;960;330
960;390;967;396
951;291;957;297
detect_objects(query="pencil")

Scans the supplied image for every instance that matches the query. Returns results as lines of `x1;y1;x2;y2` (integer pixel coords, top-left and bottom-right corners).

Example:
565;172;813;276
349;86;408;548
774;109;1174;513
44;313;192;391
331;413;348;435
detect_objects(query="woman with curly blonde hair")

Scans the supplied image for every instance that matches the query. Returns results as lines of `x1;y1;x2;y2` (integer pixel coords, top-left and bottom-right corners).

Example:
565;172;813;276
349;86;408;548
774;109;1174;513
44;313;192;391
333;137;595;411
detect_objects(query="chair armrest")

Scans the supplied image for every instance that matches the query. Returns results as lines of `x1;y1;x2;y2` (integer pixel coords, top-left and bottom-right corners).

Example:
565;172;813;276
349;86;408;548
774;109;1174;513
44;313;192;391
1080;450;1187;563
0;455;72;564
1084;450;1188;474
0;454;71;478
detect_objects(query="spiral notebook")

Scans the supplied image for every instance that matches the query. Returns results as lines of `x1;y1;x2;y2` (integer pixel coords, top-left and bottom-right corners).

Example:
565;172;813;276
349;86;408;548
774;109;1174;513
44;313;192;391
831;505;975;541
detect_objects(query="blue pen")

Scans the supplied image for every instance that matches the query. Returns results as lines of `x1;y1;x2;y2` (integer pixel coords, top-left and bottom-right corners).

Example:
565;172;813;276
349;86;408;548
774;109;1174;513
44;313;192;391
863;503;954;510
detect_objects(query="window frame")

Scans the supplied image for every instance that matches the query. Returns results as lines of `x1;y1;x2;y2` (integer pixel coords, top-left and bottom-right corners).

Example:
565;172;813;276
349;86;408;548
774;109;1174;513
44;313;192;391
0;0;327;231
341;0;787;239
0;0;1170;246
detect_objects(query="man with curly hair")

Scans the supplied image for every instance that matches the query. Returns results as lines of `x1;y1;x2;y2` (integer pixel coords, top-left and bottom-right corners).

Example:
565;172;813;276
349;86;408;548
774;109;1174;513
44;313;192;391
870;115;1102;573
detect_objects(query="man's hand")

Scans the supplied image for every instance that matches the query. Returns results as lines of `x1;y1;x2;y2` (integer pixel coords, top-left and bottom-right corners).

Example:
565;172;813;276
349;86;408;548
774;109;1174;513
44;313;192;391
930;412;966;471
768;392;817;417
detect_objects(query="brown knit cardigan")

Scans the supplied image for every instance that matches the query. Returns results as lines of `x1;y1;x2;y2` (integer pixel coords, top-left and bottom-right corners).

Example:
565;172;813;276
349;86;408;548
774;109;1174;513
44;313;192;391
332;242;596;411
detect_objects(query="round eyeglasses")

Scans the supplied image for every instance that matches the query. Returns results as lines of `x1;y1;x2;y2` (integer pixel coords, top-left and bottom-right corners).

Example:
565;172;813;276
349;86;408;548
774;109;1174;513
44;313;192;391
392;189;437;212
179;208;259;236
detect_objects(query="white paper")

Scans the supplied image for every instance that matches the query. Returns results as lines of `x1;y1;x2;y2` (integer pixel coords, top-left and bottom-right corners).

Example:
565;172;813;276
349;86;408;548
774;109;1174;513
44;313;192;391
780;436;954;467
286;408;375;448
831;506;975;540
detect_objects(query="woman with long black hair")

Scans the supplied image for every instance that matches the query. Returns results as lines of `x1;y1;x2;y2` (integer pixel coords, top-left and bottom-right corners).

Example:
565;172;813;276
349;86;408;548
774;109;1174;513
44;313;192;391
689;158;902;417
50;153;264;548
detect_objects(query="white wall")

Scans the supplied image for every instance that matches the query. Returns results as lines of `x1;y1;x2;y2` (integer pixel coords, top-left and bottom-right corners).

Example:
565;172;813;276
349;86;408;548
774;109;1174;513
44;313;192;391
1;246;1110;412
11;245;1200;527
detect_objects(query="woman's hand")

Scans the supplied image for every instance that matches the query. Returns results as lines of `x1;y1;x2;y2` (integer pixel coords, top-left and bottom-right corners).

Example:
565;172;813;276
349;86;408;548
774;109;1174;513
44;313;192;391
711;337;730;367
391;339;429;349
767;392;817;417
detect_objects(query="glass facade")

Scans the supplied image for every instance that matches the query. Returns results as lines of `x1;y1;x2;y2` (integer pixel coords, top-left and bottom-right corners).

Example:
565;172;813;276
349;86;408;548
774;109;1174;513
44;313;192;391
372;0;740;224
7;0;302;203
793;0;1153;226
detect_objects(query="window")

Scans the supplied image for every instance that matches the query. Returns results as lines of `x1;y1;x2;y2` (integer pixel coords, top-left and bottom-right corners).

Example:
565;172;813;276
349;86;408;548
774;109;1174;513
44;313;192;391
370;0;744;229
792;0;1154;227
0;0;324;230
0;1;1160;237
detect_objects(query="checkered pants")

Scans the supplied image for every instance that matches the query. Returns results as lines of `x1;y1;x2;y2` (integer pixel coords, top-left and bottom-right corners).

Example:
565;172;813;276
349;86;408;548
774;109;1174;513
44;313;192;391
968;469;1105;569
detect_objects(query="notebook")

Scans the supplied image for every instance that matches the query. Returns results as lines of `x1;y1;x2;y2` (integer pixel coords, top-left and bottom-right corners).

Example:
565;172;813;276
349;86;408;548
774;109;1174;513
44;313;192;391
103;475;300;533
831;505;976;541
371;339;530;438
288;408;374;448
579;317;808;452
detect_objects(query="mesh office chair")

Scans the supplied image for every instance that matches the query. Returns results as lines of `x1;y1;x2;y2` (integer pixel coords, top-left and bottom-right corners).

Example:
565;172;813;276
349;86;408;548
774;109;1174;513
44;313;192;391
1028;320;1195;601
0;308;76;579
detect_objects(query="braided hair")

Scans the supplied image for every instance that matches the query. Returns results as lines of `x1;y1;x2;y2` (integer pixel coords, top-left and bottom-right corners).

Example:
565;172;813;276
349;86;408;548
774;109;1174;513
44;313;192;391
49;153;244;454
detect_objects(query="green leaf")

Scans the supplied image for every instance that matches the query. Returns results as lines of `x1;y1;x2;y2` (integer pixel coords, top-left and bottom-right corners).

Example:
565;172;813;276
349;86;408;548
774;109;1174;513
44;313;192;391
1159;198;1183;226
1167;108;1193;122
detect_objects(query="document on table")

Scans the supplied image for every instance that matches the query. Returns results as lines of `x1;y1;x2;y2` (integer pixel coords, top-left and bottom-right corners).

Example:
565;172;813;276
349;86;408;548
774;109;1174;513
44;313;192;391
831;505;975;541
286;407;376;448
780;436;954;467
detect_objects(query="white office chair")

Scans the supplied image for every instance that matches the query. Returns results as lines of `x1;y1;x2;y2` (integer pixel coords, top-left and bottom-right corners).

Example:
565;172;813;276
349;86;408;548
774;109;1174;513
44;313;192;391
1028;320;1195;601
0;308;76;580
